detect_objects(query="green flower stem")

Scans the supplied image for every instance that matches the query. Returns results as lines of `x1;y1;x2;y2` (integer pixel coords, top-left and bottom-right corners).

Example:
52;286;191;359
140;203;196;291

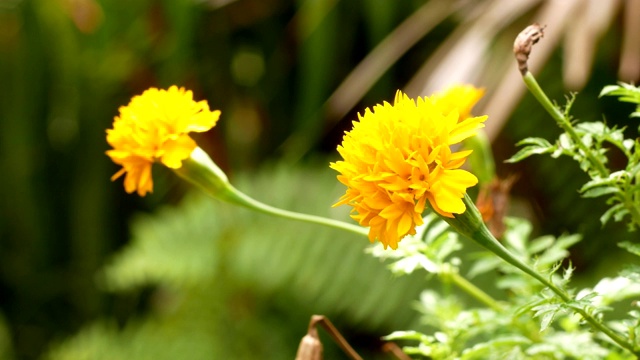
174;147;369;238
622;175;640;227
522;71;609;178
440;263;503;312
443;194;638;356
625;195;640;228
221;184;369;237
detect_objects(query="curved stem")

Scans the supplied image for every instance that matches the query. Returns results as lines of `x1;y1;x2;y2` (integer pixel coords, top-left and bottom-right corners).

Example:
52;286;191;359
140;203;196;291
522;72;609;178
173;147;369;238
223;183;369;237
440;264;503;312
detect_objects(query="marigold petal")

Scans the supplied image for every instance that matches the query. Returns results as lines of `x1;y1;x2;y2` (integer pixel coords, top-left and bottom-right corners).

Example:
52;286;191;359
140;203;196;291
121;162;153;196
431;84;485;121
160;135;197;169
185;108;221;133
106;86;221;196
331;85;487;248
431;169;478;214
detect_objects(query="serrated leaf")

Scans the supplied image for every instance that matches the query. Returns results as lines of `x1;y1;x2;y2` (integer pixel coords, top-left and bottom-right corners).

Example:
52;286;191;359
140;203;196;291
619;242;640;256
461;336;531;360
538;310;557;332
563;265;575;282
599;84;622;97
623;139;635;150
553;234;582;250
389;254;435;274
581;177;616;192
581;186;620;198
467;255;502;278
515;297;548;317
506;147;548;163
383;330;431;342
528;236;554;254
575;121;606;134
559;133;573;149
581;133;593;147
600;203;624;225
506;138;555;163
599;83;640;105
614;208;629;222
514;137;554;148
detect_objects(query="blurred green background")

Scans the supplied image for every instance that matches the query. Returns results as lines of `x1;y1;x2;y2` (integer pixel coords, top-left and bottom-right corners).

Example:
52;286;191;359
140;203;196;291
0;0;638;359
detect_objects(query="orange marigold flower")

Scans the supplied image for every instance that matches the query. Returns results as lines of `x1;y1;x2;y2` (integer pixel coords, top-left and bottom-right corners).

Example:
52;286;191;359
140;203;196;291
330;85;487;249
106;86;220;196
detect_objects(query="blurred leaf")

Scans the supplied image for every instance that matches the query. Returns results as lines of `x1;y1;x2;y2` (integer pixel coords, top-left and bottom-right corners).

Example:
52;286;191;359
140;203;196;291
599;83;640;112
619;242;640;257
505;137;555;163
99;195;223;291
465;130;495;185
56;163;427;359
460;336;531;360
0;313;13;360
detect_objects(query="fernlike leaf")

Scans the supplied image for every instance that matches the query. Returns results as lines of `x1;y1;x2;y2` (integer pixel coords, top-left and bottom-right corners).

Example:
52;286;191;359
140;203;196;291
580;176;618;196
460;336;531;360
581;186;620;198
599;83;640;105
619;241;640;257
532;303;563;332
600;203;624;225
383;330;431;342
506;138;555;163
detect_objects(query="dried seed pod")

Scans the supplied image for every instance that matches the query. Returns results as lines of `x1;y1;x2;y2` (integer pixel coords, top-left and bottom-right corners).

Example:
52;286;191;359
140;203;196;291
295;318;323;360
514;23;545;75
295;332;323;360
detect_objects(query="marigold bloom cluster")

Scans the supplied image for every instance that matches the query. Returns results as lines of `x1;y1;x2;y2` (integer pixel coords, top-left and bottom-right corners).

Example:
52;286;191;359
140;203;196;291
331;85;487;249
106;86;220;196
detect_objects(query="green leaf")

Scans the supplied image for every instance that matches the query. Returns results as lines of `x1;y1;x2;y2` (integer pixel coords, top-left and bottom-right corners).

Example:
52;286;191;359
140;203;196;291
467;255;502;278
528;236;555;254
559;133;573;150
383;330;431;342
600;203;624;225
575;121;606;134
464;130;495;185
461;336;531;360
619;242;640;257
534;305;561;332
580;174;616;187
599;82;640;104
581;186;620;198
506;138;555;163
599;84;622;97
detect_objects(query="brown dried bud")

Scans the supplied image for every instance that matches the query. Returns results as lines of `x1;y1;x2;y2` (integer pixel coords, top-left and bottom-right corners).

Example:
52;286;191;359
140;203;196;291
514;23;545;75
295;324;323;360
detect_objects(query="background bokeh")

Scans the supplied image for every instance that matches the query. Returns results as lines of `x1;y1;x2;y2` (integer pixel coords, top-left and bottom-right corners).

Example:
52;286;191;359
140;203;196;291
0;0;638;359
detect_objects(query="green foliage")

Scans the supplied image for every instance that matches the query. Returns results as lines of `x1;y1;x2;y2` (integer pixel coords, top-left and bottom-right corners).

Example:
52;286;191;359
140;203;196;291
600;82;640;120
464;131;496;186
368;81;640;359
4;0;640;357
0;314;14;360
368;213;461;276
507;84;640;231
46;164;427;359
372;216;639;359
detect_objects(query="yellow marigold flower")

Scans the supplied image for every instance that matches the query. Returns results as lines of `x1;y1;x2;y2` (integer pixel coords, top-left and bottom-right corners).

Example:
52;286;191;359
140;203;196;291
330;86;487;249
431;84;485;121
106;86;220;196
